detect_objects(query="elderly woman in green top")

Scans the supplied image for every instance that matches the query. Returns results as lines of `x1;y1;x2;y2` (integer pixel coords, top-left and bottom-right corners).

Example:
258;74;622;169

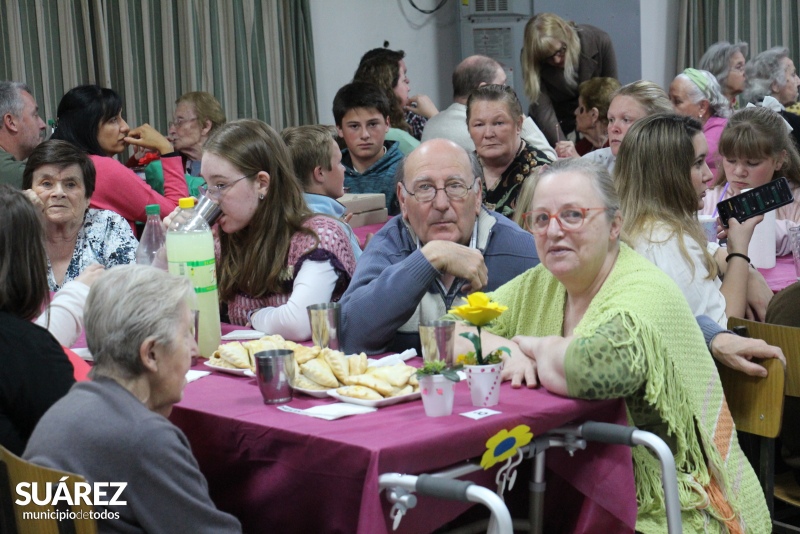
464;158;769;533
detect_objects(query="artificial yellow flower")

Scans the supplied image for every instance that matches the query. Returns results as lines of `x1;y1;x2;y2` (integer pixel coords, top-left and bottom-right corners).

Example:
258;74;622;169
480;425;533;469
449;292;508;327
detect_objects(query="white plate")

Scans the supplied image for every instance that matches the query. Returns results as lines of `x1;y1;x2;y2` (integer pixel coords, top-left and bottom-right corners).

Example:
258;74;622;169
203;361;256;377
327;389;421;408
291;385;332;398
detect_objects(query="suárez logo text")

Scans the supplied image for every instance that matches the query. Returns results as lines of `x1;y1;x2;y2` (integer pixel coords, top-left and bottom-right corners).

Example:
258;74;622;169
16;477;127;506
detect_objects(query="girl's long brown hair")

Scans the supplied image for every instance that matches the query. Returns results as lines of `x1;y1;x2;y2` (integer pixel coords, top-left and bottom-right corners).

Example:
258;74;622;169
204;120;316;301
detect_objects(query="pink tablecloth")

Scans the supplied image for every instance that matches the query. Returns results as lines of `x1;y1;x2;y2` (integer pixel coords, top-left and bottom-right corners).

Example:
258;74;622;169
353;219;390;248
759;254;797;293
170;365;637;534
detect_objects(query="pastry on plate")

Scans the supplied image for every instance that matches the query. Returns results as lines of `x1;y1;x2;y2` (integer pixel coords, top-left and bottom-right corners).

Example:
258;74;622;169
300;358;339;389
336;385;383;401
348;353;369;375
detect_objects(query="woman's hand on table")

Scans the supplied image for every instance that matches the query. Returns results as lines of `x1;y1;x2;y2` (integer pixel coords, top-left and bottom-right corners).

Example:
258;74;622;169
125;123;174;155
501;350;538;389
512;335;573;395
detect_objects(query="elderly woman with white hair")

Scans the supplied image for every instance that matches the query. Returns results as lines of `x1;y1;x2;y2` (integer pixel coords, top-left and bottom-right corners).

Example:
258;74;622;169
698;41;748;108
741;46;800;147
24;265;242;534
668;68;731;176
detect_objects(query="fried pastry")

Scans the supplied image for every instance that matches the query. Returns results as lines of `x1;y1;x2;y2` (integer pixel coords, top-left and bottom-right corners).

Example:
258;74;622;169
322;349;349;383
300;358;339;388
293;373;329;391
408;374;418;387
336;385;383;401
345;374;394;397
293;345;320;364
388;384;414;397
348;353;368;375
218;342;251;369
366;364;416;387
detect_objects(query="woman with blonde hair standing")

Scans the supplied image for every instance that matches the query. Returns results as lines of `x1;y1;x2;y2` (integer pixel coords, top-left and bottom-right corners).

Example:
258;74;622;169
521;12;617;146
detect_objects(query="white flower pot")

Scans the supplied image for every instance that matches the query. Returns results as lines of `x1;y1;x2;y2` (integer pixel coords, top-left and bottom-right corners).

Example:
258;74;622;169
419;375;456;417
465;363;503;407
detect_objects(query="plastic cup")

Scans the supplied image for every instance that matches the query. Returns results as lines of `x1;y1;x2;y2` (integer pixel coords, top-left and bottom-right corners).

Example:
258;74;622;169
419;320;456;366
698;214;718;243
790;226;800;280
254;349;294;404
307;303;341;349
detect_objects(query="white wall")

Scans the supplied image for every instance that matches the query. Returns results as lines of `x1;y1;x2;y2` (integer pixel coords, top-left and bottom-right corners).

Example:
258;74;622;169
310;0;681;126
310;0;460;125
640;0;680;89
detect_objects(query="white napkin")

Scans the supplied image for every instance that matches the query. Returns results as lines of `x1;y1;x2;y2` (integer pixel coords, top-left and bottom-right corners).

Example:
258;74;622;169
277;403;376;420
220;329;266;340
186;370;211;383
368;349;418;367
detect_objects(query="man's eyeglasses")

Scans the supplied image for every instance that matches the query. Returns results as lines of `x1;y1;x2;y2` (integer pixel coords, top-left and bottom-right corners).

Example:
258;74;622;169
169;116;198;129
401;178;477;202
545;44;567;62
730;63;746;74
199;173;255;200
523;207;610;234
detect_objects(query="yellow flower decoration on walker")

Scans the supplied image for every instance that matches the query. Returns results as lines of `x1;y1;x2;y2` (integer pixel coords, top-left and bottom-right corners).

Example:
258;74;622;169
481;425;533;469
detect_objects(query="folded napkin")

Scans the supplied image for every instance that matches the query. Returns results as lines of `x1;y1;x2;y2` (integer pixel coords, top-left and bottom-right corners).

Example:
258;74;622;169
368;349;418;368
221;329;266;340
277;403;376;420
186;370;211;383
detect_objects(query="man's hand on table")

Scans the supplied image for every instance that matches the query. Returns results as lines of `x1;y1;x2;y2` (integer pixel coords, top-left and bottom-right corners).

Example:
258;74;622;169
421;240;487;292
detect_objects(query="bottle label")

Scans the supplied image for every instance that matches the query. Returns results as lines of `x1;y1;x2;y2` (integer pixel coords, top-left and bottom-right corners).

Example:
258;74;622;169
168;258;217;293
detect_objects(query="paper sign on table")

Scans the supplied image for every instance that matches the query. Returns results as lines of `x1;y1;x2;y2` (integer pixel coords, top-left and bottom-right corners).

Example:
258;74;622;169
460;408;502;420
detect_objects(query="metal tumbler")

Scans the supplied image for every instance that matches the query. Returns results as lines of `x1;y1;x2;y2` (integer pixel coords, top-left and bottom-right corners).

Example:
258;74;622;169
307;303;341;349
254;349;294;404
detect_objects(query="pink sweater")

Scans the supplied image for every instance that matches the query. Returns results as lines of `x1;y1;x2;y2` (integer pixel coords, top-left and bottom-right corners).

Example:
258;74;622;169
702;182;800;256
88;154;188;233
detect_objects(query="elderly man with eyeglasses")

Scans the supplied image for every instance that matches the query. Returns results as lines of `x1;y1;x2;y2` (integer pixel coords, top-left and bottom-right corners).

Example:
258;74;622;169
339;138;539;355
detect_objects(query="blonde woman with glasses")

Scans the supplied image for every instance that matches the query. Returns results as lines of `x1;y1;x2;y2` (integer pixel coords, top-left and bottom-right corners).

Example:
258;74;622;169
521;12;618;146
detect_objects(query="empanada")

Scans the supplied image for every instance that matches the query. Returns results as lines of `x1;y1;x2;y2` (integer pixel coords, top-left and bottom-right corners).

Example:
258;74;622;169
219;342;251;369
300;358;339;388
366;364;416;387
345;374;394;397
243;338;281;358
348;353;368;376
293;345;320;364
388;384;414;397
408;374;418;387
322;349;349;383
208;355;238;369
293;373;329;391
336;385;383;400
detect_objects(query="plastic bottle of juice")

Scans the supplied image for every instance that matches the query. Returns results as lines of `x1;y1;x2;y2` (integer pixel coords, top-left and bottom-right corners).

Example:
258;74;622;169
135;204;166;268
166;198;221;358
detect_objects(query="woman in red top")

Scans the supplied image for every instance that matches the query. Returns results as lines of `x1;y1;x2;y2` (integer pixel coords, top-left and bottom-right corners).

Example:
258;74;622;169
51;85;187;232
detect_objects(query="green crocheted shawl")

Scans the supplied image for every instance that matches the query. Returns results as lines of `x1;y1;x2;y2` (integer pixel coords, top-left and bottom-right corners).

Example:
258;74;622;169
488;244;770;533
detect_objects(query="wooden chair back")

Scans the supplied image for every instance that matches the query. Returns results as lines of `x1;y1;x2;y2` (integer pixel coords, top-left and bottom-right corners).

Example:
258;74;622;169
0;445;97;534
728;317;800;399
